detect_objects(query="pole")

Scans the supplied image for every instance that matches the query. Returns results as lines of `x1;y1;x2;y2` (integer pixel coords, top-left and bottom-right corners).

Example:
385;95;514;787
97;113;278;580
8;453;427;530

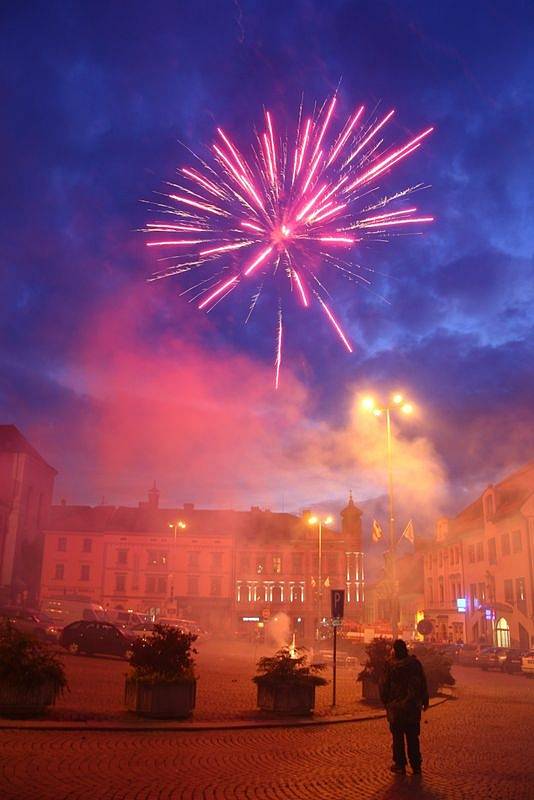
318;520;323;627
332;623;337;707
386;408;398;639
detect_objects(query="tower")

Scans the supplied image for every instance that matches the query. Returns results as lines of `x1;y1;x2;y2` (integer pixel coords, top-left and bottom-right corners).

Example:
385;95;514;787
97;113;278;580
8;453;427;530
341;491;365;614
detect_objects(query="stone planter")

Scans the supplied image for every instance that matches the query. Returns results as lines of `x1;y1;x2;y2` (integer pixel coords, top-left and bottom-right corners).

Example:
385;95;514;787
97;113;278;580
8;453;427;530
360;676;381;703
0;681;57;718
125;677;196;719
256;680;317;715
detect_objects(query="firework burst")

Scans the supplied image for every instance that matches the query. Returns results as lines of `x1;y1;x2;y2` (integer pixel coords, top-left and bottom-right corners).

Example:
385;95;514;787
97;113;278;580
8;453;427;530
145;94;434;387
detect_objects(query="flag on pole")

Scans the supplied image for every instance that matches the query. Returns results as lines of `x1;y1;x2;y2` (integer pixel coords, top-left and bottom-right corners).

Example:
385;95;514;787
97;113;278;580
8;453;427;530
372;519;383;542
324;576;330;588
402;519;415;544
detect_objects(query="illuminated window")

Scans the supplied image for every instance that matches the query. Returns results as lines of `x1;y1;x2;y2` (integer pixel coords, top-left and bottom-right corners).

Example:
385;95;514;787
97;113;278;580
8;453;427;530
516;578;526;613
256;556;265;574
272;555;282;574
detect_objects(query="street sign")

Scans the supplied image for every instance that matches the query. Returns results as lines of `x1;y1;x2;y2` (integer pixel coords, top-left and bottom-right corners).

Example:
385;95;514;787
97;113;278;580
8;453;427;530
332;618;343;627
331;588;345;621
417;618;433;636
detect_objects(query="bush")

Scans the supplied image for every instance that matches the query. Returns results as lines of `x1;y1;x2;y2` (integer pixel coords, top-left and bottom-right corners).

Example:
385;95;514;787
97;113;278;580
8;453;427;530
253;647;328;687
411;644;456;694
129;624;197;684
357;637;391;684
0;621;67;697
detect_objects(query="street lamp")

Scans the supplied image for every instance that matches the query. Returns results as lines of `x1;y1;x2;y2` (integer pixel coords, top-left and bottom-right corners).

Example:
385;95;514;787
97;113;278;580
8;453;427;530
308;514;333;636
361;392;414;638
168;520;186;613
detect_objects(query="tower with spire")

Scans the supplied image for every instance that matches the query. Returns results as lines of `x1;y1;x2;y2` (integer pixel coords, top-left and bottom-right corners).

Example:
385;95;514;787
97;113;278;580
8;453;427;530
340;491;365;617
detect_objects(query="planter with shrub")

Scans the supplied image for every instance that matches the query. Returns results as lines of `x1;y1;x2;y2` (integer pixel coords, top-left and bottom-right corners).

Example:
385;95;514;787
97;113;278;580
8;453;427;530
253;646;327;715
357;637;391;703
0;621;67;717
125;624;197;718
410;643;456;696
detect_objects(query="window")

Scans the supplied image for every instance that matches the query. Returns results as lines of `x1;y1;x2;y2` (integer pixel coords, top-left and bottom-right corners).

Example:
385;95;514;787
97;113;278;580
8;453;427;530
80;565;90;581
426;579;434;603
476;542;484;562
188;552;199;569
478;582;486;602
211;552;223;569
487;538;497;565
148;550;168;566
484;494;495;519
504;579;514;604
239;552;250;570
145;576;156;594
501;533;511;556
455;547;460;565
156;577;167;594
516;578;527;613
427;556;432;572
512;530;522;553
57;537;67;552
187;576;199;596
438;551;443;568
115;574;126;593
54;563;64;580
256;556;265;575
210;576;222;596
82;538;92;553
438;576;444;602
117;549;128;565
272;555;282;574
470;583;477;612
292;553;304;573
468;545;475;563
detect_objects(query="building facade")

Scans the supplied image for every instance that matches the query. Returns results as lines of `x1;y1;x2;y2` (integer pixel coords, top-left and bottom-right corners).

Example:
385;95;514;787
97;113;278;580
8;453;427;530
0;425;56;603
423;463;534;649
40;489;366;640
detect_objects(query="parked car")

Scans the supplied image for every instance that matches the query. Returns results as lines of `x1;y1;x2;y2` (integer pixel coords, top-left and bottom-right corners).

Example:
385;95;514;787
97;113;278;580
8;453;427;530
476;647;508;670
0;606;61;642
157;618;206;637
501;649;524;674
41;599;108;626
106;610;148;630
129;622;157;639
456;644;482;666
521;650;534;678
59;621;135;659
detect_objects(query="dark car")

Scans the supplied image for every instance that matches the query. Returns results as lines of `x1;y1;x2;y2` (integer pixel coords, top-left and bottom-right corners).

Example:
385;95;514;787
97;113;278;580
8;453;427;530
476;647;509;670
0;606;61;642
456;644;482;666
59;620;135;659
501;649;524;674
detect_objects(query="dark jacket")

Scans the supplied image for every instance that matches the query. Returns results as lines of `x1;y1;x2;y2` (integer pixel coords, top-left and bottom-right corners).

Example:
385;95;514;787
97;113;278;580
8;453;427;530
379;654;429;727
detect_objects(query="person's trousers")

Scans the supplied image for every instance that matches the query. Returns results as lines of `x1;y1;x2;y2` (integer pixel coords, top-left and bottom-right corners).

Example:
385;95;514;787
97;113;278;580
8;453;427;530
390;722;421;768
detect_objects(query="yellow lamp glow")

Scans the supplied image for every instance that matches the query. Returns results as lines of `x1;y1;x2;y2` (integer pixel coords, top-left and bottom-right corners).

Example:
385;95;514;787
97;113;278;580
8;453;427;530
392;393;403;405
362;396;375;411
373;408;383;417
324;516;333;525
402;403;413;415
308;515;318;525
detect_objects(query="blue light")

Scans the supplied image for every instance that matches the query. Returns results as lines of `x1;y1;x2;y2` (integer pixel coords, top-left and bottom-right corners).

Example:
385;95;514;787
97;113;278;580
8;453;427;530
456;598;467;613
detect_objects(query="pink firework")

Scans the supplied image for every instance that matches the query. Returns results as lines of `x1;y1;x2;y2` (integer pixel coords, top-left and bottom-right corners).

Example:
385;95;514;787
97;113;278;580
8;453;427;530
145;94;434;387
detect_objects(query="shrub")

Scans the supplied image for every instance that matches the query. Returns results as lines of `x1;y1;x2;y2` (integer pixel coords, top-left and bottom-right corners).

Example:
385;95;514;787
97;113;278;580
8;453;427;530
253;646;328;687
129;624;197;684
411;644;456;694
357;637;391;684
0;621;67;697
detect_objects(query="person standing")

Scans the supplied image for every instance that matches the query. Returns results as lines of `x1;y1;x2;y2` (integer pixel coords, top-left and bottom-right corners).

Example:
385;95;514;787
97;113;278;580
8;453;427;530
379;639;430;775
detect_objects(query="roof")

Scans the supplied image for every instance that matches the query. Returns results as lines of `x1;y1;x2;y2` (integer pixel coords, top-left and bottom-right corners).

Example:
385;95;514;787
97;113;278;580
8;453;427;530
0;425;57;474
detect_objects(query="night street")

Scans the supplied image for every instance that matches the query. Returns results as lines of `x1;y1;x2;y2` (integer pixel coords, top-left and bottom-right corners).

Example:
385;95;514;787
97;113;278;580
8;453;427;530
1;665;533;799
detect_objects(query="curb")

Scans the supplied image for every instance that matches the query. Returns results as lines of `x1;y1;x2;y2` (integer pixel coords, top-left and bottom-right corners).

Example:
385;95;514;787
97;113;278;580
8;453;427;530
0;695;450;733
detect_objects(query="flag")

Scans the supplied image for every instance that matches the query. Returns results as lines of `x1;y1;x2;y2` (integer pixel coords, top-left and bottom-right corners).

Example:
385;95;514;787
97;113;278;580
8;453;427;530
324;576;330;588
402;519;415;544
372;519;383;542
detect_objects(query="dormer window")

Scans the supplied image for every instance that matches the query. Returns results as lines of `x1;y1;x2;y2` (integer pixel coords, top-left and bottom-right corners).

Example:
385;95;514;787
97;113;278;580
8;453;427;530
484;490;495;521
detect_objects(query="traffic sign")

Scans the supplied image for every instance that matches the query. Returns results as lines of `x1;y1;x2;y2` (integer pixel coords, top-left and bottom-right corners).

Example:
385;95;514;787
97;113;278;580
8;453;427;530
332;618;343;627
331;588;345;621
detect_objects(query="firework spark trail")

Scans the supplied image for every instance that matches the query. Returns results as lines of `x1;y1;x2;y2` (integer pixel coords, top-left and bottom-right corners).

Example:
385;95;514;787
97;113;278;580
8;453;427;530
145;93;434;386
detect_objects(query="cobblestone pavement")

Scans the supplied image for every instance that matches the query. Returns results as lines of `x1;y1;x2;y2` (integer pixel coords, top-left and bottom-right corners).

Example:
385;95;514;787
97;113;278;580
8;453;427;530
1;666;533;799
48;640;368;720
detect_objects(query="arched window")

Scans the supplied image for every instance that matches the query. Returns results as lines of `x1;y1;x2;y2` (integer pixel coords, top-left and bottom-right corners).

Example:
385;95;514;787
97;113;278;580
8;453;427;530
496;617;510;648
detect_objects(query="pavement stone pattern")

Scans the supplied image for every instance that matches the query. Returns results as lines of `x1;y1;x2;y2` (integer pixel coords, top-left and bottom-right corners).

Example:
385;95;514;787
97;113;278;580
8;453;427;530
1;661;534;799
48;640;368;721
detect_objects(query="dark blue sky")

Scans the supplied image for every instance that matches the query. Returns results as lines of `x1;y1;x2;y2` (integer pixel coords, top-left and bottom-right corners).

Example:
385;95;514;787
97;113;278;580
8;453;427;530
1;1;533;517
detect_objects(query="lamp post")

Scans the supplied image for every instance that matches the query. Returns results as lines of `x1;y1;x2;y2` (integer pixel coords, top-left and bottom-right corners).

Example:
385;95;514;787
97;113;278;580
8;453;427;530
308;514;333;637
168;520;186;614
362;393;414;639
